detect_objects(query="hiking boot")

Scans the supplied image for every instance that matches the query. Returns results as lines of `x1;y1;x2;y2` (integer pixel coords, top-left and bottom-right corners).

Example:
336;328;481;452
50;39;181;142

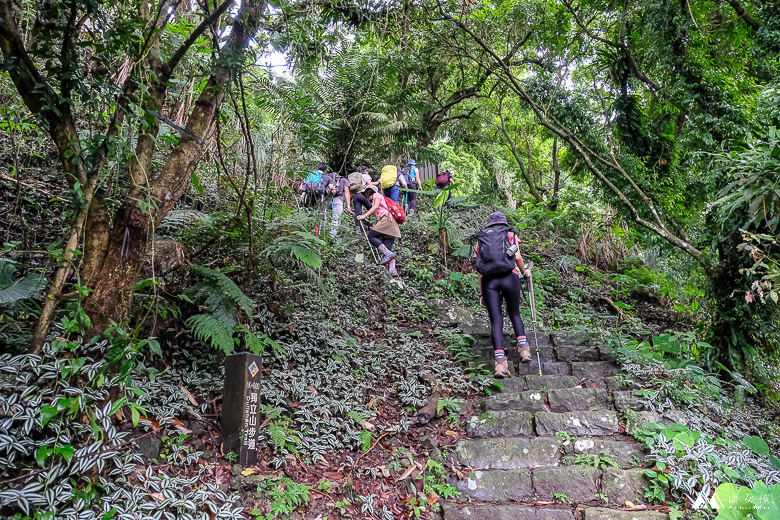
408;208;415;216
494;356;510;378
518;344;531;363
379;251;396;265
389;269;398;277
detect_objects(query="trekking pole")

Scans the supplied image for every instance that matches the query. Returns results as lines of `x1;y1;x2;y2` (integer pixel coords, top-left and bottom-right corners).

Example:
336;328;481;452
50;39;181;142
361;221;379;264
525;262;542;376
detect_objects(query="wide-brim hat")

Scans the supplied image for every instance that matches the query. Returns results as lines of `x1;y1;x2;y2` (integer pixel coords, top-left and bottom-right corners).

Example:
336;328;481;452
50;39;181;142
365;184;379;193
486;211;508;227
407;159;416;165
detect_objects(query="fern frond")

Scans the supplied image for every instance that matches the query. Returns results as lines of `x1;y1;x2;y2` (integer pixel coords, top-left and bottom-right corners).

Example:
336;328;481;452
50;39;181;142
186;313;235;354
189;264;253;315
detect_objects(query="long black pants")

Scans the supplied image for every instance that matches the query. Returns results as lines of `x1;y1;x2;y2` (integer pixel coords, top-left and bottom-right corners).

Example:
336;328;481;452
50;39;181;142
367;229;394;250
353;192;372;228
482;272;526;352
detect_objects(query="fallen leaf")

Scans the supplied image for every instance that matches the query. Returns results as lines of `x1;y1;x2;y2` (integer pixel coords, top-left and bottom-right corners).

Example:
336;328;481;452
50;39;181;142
625;500;635;508
359;421;375;431
309;386;318;395
444;430;458;437
149;493;165;501
179;385;199;407
426;493;437;505
289;323;295;333
241;468;257;476
174;424;192;435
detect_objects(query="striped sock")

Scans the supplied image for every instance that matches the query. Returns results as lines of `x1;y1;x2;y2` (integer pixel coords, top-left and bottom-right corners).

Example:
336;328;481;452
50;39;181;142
495;350;505;358
518;336;527;345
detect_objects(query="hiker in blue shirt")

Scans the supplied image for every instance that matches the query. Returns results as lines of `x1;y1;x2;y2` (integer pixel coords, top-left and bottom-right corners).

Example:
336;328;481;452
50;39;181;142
401;160;419;216
299;162;328;208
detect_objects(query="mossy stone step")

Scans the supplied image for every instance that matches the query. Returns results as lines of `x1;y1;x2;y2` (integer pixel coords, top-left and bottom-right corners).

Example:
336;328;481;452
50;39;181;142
525;375;579;391
551;330;591;346
555;346;600;362
441;503;574;520
485;376;527;394
474;346;555;363
548;388;610;412
469;359;516;376
454;437;563;469
482;390;548;413
451;469;533;501
517;361;571;376
535;410;620;436
563;438;648;468
466;411;533;438
532;465;599;503
580;507;668;520
572;362;618;386
605;376;640;392
601;467;649;505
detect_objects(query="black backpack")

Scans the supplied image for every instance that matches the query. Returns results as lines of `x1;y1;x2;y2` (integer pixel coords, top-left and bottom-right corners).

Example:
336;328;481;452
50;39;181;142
470;224;517;275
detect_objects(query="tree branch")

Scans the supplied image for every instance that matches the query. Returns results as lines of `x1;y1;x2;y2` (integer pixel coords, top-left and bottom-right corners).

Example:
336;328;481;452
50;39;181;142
164;0;234;78
719;0;760;31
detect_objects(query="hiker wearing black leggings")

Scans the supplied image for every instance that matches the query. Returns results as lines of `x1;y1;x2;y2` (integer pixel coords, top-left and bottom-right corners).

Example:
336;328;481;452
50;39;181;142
474;212;532;378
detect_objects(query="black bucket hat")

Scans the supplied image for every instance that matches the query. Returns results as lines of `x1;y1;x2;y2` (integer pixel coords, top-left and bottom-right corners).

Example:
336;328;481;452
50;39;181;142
486;212;508;227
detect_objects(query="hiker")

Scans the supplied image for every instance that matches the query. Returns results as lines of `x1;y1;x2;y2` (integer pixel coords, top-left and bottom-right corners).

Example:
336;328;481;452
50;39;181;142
472;211;532;378
380;164;400;203
328;172;350;238
299;162;328;209
357;184;401;277
435;169;454;206
347;166;375;234
401;159;419;216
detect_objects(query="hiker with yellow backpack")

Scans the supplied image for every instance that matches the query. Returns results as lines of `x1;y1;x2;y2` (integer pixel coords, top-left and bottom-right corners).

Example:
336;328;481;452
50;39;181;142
380;164;400;203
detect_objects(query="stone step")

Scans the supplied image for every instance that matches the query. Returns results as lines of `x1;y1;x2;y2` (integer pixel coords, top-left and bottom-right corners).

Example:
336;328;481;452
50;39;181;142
563;438;648;468
601;467;649;505
469;359;516;376
442;503;574;520
613;391;645;412
452;469;532;502
555;346;600;362
536;411;620;436
474;346;556;363
470;331;550;347
525;375;579;391
580;507;668;520
454;437;563;469
517;361;571;376
533;465;599;503
466;411;533;438
485;377;527;394
551;330;591;346
572;362;619;387
548;388;610;412
482;390;548;413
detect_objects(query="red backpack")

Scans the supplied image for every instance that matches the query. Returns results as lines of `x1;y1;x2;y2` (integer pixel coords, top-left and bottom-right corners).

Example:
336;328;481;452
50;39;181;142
385;197;406;224
436;171;451;186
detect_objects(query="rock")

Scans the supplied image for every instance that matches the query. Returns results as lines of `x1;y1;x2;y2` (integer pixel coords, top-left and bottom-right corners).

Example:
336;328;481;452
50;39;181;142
601;467;648;505
580;507;668;520
488;377;528;394
535;411;619;436
400;458;411;469
355;253;365;264
525;331;551;347
201;449;215;461
441;503;574;520
192;438;206;451
625;410;688;436
532;465;599;502
454;437;563;469
430;299;475;327
547;388;610;412
613;391;645;412
551;331;590;346
231;464;244;476
460;319;491;336
563;438;648;468
474;346;555;364
483;391;547;413
143;239;187;278
189;420;207;436
135;434;161;460
389;278;406;290
421;435;440;450
525;376;579;391
605;376;639;392
452;469;533;502
555;346;600;362
466;411;533;438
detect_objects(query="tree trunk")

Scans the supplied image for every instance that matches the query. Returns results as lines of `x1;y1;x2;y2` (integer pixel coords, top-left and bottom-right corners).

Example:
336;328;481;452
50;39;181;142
549;137;561;211
82;0;268;334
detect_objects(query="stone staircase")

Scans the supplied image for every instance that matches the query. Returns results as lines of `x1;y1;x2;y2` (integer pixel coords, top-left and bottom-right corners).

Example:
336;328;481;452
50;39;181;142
442;329;669;520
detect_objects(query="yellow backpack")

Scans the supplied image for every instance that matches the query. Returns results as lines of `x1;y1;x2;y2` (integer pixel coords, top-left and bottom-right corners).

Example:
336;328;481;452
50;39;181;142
380;165;398;189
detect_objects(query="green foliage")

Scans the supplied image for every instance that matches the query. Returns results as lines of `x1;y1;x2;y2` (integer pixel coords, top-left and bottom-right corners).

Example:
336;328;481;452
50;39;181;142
0;258;45;306
253;478;311;520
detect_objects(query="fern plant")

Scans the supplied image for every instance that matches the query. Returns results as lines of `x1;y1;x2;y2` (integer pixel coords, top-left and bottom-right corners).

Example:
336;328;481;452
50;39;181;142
262;229;326;270
182;265;256;354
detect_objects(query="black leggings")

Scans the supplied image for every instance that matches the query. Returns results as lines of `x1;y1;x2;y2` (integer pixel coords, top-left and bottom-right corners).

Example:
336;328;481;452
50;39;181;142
482;272;526;352
353;192;372;227
367;229;394;250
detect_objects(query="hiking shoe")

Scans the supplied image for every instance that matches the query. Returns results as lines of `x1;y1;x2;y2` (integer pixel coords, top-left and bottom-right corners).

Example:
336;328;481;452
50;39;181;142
389;269;398;277
408;208;415;216
518;345;531;363
494;356;510;378
379;251;396;265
